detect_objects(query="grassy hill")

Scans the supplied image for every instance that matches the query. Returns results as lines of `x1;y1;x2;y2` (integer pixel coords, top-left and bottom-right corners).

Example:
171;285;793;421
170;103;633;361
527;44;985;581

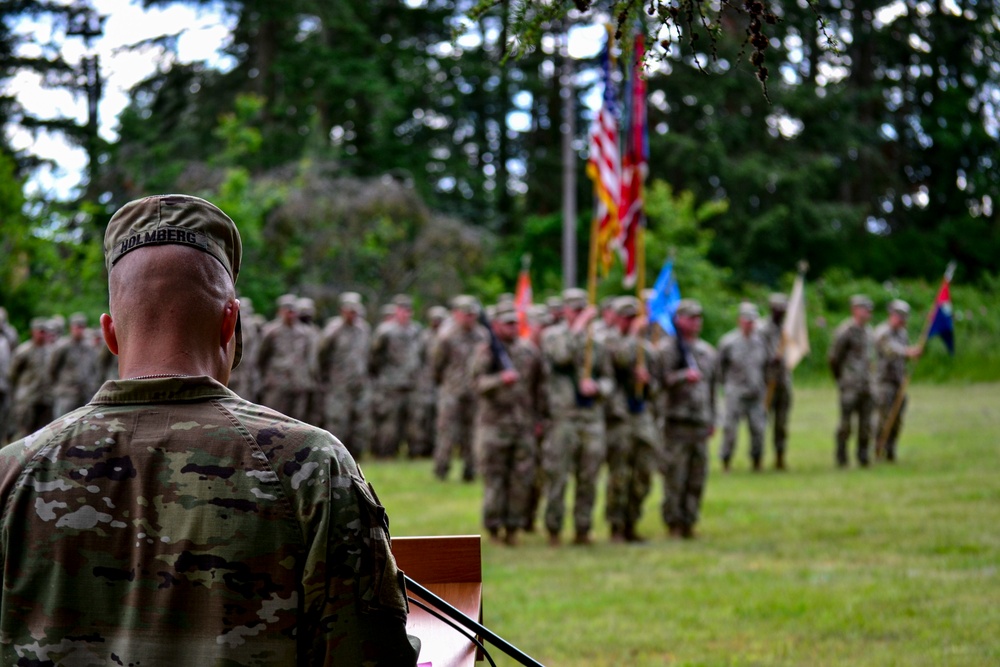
363;382;1000;666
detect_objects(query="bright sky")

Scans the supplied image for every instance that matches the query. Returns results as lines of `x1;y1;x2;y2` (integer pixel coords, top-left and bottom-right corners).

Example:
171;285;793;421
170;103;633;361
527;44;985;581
4;0;235;197
4;1;605;199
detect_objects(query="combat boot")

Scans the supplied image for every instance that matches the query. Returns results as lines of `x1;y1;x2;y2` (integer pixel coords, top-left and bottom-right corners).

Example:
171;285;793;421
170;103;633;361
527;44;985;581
775;451;786;470
547;530;561;547
752;456;762;472
573;530;593;546
504;528;520;547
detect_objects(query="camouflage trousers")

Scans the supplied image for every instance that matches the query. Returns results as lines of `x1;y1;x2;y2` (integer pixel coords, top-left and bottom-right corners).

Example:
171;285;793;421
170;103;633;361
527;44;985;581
433;392;478;480
605;411;660;534
371;386;416;458
836;385;874;466
261;386;310;424
324;384;371;459
542;409;606;536
768;380;792;456
875;381;907;461
720;392;766;464
660;422;710;530
11;398;52;442
408;391;437;459
477;422;535;531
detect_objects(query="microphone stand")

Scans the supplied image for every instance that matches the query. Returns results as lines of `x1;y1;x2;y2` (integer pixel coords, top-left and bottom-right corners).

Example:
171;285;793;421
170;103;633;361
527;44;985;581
404;574;546;667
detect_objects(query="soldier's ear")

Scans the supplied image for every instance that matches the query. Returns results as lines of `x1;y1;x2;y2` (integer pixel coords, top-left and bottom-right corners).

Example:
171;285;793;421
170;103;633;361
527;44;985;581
221;298;240;349
100;313;118;355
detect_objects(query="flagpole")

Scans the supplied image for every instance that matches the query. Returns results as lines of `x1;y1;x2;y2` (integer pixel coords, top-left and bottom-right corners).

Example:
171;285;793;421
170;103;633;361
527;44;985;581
876;261;956;457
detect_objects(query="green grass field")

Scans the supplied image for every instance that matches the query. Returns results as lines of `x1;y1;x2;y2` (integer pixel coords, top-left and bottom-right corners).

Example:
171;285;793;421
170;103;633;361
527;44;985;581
363;383;1000;666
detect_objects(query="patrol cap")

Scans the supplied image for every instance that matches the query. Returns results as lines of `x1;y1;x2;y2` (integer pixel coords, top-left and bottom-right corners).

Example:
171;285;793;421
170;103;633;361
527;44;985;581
69;312;88;327
888;299;911;316
738;302;759;320
339;292;364;312
381;304;397;318
277;294;299;310
497;292;515;304
768;293;788;310
529;304;550;326
850;294;874;310
105;194;241;283
614;296;640;318
296;297;316;318
393;294;413;309
494;302;519;324
599;295;616;311
105;194;245;370
427;305;449;322
675;299;703;318
545;296;563;310
562;287;588;310
30;317;47;331
49;315;65;334
451;295;478;315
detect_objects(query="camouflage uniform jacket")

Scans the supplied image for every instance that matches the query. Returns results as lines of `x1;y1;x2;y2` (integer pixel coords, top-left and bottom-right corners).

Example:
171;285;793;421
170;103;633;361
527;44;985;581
756;318;792;388
658;335;718;426
368;320;422;391
257;319;315;391
472;337;543;428
0;376;416;666
828;319;875;391
874;322;910;386
47;336;99;401
608;330;659;421
717;328;768;399
0;336;9;396
318;317;371;391
432;324;488;398
539;322;614;418
9;340;49;405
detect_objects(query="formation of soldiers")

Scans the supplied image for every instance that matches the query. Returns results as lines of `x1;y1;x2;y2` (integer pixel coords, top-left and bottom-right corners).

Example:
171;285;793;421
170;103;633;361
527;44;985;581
0;290;920;545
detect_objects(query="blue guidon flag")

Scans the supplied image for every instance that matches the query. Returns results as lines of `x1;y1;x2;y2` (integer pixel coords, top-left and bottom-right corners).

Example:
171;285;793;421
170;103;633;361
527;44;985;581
927;268;955;355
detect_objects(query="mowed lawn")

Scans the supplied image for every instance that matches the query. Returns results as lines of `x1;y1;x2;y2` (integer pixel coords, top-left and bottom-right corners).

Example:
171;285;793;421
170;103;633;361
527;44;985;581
362;383;1000;666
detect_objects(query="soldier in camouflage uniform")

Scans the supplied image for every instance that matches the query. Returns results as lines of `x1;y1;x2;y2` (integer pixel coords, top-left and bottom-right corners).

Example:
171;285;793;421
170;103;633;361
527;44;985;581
605;296;661;543
540;288;614;546
8;317;52;441
47;312;99;418
257;294;314;423
318;292;372;460
717;303;769;471
297;297;323;426
656;299;718;539
432;295;488;481
0;307;17;355
874;299;922;461
0;194;417;665
757;293;793;469
472;302;543;545
411;305;448;459
828;294;876;467
369;295;422;458
0;330;10;445
226;296;261;401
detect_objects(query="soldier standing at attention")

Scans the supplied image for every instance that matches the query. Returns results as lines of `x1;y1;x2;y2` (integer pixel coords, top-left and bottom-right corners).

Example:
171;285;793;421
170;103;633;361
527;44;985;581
0;194;417;664
9;318;53;441
47;312;99;418
656;299;717;539
257;294;314;423
874;299;922;461
432;295;488;481
472;302;543;545
411;305;448;459
318;292;372;460
757;293;793;469
540;288;614;546
828;295;876;467
605;296;661;543
717;303;769;471
369;295;422;458
296;297;323;426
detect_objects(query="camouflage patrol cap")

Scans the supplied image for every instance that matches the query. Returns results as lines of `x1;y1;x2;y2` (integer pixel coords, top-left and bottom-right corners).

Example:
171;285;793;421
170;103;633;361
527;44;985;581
29;317;47;331
494;301;519;324
738;302;759;320
599;295;616;311
614;296;640;318
277;294;298;310
105;194;245;370
381;304;397;318
393;294;413;309
850;294;874;310
427;305;449;322
497;292;515;304
296;297;316;318
451;295;478;315
888;299;911;316
768;293;788;310
675;299;703;318
562;287;588;310
339;292;365;313
69;312;88;327
545;296;563;310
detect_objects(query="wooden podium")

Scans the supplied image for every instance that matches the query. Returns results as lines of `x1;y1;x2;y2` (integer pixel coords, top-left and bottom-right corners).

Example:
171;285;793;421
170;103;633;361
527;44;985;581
392;535;483;667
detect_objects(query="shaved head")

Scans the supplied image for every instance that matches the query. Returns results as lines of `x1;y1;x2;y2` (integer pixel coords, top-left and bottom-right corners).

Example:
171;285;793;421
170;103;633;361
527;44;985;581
106;244;238;382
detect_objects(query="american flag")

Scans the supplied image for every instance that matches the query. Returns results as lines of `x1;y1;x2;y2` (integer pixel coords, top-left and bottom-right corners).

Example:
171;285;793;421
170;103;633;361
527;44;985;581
587;27;620;277
619;32;648;288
